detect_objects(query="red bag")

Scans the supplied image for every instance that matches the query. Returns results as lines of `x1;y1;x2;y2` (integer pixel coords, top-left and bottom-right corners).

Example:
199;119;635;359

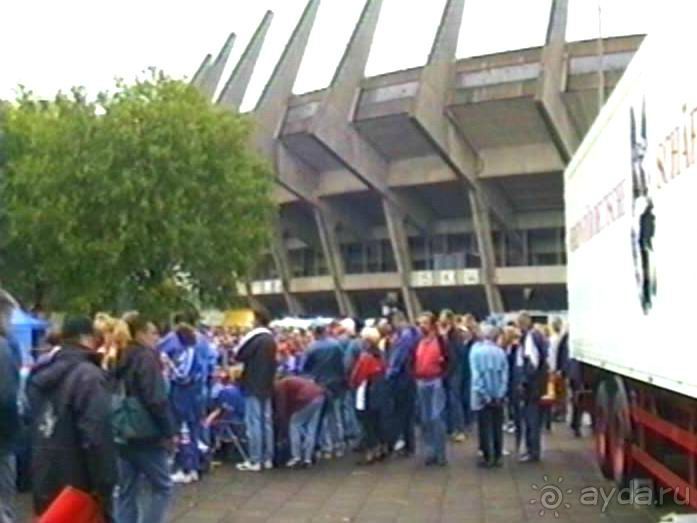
38;487;105;523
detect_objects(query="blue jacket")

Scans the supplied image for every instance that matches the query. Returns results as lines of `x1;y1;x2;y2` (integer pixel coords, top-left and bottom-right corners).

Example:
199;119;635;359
387;326;420;386
470;340;508;411
303;337;346;396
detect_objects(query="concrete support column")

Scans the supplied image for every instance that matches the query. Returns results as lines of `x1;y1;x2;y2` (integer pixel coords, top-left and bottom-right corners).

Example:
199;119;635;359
313;208;357;317
383;200;422;321
270;216;304;316
469;190;504;313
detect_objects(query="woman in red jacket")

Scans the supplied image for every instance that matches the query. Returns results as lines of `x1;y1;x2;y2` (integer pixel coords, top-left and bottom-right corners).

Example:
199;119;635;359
350;327;387;465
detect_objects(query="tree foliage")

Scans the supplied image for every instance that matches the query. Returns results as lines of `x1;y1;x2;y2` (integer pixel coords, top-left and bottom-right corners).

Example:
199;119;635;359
0;72;274;317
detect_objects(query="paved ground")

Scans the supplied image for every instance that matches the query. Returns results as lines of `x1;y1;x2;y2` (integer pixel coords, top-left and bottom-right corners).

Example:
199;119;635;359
18;427;689;522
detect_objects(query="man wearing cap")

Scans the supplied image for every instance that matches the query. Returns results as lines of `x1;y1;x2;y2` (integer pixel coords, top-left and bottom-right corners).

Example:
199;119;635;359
27;315;117;520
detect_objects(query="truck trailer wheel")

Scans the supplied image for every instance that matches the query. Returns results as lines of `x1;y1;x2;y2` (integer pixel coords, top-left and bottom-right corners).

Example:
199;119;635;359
610;379;633;487
594;380;615;479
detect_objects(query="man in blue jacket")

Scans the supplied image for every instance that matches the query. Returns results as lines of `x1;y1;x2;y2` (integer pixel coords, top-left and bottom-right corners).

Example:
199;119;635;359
470;324;508;468
0;291;19;523
303;324;346;458
386;311;419;456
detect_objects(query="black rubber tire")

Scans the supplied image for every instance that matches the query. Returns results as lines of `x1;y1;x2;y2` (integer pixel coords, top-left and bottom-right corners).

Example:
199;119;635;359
594;380;615;479
610;378;633;488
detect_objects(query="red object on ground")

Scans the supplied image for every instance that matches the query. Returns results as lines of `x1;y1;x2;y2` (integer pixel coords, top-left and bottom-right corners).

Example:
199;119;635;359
38;487;105;523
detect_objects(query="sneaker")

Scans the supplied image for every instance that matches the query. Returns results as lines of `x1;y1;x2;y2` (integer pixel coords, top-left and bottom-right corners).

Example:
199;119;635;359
451;432;466;443
263;459;274;470
236;461;262;472
197;440;209;453
334;449;345;459
286;458;301;468
502;449;511;457
518;454;540;464
302;459;313;468
321;451;333;461
171;471;191;484
188;471;199;482
393;439;406;452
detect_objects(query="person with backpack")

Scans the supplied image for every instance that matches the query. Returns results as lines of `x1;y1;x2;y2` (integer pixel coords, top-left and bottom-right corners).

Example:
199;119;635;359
515;312;549;463
412;312;453;467
27;315;117;521
0;291;20;523
115;313;177;523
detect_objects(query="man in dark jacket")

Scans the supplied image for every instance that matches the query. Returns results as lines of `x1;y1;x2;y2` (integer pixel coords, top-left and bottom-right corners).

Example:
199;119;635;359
516;313;549;463
116;313;176;523
303;324;346;458
27;315;117;521
0;291;19;523
235;307;277;472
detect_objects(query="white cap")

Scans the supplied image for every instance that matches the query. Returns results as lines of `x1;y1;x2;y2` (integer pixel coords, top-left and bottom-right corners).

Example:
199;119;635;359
339;318;356;337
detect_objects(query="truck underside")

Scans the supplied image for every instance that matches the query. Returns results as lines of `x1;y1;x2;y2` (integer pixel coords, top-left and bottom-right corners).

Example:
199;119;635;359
584;364;697;509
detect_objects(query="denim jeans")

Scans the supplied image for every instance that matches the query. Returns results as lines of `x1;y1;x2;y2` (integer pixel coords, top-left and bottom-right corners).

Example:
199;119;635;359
416;378;447;464
116;446;172;523
245;396;274;464
342;391;361;444
320;395;345;453
523;401;542;459
0;452;15;523
477;404;504;464
289;398;324;462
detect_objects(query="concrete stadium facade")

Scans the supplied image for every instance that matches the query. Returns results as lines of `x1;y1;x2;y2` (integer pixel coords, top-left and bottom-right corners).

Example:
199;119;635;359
192;0;643;320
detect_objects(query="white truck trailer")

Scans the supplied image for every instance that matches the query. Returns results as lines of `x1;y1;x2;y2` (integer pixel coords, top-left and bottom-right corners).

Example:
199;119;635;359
565;11;697;508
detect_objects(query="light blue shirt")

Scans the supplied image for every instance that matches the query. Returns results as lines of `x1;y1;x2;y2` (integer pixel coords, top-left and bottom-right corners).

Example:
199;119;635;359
470;340;509;412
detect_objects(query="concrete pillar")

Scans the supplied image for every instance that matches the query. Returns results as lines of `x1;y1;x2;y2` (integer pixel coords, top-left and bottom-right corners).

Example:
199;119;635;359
536;0;580;162
469;190;504;313
269;216;304;316
217;11;274;110
313;209;357;317
383;200;422;322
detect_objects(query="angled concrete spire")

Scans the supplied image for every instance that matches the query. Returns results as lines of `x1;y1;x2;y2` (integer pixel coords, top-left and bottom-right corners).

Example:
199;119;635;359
536;0;580;162
427;0;466;64
191;54;212;88
254;0;321;153
217;10;274;111
198;33;236;100
545;0;568;44
410;0;506;313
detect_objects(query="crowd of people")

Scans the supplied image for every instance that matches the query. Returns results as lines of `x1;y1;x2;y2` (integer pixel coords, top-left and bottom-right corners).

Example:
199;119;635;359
0;292;577;523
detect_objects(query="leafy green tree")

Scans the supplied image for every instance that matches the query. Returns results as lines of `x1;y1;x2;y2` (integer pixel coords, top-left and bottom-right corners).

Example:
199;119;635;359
0;72;274;317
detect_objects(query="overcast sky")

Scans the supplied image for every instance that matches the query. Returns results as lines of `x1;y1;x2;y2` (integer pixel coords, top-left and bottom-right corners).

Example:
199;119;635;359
2;0;649;111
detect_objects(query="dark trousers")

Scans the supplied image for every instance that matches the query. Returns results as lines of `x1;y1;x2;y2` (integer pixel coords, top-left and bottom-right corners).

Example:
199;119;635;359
523;401;542;459
388;379;416;453
569;380;583;435
477;404;504;464
357;409;380;449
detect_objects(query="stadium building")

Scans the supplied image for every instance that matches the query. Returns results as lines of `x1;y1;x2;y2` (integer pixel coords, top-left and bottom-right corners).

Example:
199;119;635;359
191;0;643;320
